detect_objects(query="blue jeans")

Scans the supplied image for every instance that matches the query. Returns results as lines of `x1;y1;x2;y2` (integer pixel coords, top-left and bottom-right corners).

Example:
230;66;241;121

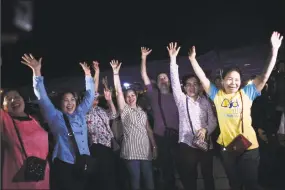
124;160;154;190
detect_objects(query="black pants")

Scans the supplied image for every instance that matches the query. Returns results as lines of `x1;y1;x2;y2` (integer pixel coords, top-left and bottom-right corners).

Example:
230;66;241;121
86;143;117;190
53;158;87;190
176;143;215;190
221;148;263;190
154;133;178;190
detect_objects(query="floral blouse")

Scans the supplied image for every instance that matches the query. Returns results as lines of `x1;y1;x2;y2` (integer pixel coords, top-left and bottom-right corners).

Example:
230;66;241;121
86;106;118;148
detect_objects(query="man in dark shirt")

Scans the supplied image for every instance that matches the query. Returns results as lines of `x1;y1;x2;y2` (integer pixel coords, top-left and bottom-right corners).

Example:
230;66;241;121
140;47;180;190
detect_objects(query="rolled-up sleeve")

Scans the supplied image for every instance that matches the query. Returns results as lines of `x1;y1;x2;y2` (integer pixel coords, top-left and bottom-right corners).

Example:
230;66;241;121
78;76;97;115
33;76;57;124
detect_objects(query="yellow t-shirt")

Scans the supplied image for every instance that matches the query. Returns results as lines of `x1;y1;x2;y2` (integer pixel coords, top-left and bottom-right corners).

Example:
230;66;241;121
208;83;261;150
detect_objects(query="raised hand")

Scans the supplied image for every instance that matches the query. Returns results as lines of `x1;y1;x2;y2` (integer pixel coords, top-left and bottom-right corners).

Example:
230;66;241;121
110;60;122;74
102;76;108;88
188;46;196;60
167;42;181;60
93;61;100;72
104;88;112;102
141;47;152;59
271;31;283;50
79;62;91;76
21;54;42;71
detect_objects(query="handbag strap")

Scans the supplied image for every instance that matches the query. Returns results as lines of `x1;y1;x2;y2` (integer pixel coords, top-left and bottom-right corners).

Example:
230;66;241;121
157;89;174;131
239;91;244;133
185;96;195;136
11;119;28;159
62;113;81;157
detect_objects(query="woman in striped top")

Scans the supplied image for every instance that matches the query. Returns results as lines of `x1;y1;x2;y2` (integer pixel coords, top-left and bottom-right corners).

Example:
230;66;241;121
110;60;157;190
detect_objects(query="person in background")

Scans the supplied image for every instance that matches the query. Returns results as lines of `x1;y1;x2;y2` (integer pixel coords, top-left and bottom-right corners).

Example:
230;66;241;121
214;76;222;89
188;31;283;190
251;84;278;188
1;89;50;189
85;61;118;190
21;54;96;190
167;42;217;190
111;59;157;190
140;47;179;190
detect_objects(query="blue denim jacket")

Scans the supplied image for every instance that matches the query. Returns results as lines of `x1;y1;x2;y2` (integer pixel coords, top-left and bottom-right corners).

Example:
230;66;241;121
33;76;96;164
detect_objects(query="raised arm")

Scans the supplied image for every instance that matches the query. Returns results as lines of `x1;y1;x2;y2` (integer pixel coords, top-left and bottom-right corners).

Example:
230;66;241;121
140;47;152;86
21;54;57;123
253;31;283;92
93;61;100;93
110;60;126;111
188;46;211;94
104;87;118;119
205;99;217;135
167;42;184;104
77;62;96;114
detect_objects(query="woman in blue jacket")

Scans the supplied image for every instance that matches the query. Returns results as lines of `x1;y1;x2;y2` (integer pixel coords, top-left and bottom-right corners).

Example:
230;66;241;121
21;54;97;190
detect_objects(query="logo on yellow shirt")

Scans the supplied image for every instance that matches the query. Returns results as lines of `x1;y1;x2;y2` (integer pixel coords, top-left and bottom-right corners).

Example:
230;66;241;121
221;99;239;108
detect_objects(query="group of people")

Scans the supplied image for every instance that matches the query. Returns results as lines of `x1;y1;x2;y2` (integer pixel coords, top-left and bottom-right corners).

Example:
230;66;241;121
1;31;284;190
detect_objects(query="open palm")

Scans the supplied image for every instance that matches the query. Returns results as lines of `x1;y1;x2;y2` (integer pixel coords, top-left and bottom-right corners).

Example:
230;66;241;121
271;31;283;49
104;88;112;101
21;54;42;71
141;47;152;58
93;61;100;72
167;42;181;59
79;62;91;75
110;60;122;74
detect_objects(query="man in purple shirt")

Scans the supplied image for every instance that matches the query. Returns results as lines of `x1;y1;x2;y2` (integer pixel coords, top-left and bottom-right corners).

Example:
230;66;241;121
140;47;179;190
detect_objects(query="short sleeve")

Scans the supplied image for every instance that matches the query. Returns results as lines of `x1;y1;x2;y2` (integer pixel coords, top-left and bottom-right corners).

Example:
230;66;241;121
208;83;219;101
242;83;261;101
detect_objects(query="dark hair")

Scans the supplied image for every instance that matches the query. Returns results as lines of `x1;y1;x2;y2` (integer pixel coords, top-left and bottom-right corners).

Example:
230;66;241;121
53;91;78;110
182;74;200;86
1;89;24;107
214;76;221;81
222;67;242;79
123;88;138;99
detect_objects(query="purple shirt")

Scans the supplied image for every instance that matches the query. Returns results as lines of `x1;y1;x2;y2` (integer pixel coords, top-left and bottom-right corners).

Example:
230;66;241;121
146;84;179;136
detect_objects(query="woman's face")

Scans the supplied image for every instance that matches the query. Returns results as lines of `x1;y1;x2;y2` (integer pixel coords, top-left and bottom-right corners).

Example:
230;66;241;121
222;71;241;94
61;93;77;114
3;91;25;115
125;90;137;107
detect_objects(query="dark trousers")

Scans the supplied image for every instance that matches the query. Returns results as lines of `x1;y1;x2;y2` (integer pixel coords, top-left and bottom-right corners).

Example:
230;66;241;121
53;158;87;190
221;148;263;190
176;143;215;190
154;133;178;190
86;143;117;190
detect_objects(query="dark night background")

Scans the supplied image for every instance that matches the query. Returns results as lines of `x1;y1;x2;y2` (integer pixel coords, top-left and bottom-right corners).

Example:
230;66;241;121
1;1;285;88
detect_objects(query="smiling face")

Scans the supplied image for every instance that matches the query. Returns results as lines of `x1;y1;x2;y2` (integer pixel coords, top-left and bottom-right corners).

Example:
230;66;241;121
222;71;241;94
3;90;25;116
124;90;137;107
61;92;77;114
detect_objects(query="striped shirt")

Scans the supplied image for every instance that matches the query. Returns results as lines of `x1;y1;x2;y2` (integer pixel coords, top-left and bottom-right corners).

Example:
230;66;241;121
170;62;217;148
120;105;152;160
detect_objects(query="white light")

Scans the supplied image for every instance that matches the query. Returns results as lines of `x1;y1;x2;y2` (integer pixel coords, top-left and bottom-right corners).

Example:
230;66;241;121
123;83;130;88
247;80;253;85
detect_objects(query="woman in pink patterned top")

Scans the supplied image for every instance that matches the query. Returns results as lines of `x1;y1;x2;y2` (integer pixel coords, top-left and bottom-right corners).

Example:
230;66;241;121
1;90;49;190
85;61;118;190
167;42;217;190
